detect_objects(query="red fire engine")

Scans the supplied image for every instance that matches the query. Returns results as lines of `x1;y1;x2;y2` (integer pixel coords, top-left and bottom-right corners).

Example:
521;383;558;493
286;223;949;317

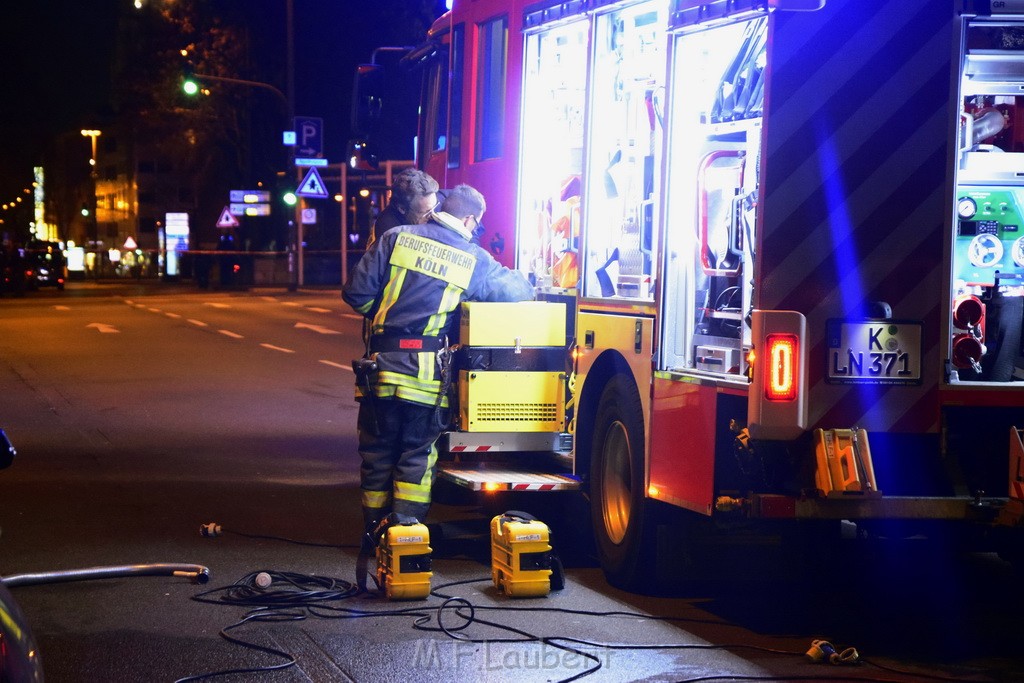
351;0;1024;589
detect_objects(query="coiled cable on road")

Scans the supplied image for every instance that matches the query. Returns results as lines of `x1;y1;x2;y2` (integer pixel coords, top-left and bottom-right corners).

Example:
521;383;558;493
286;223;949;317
180;570;986;683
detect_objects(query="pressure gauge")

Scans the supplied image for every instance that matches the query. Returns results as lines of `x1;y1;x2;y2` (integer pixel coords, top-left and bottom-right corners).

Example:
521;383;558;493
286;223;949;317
1013;236;1024;268
957;196;977;219
968;233;1003;268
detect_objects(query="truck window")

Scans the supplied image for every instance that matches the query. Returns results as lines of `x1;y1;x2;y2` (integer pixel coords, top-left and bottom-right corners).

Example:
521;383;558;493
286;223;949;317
661;16;765;377
475;16;507;161
424;54;449;156
582;2;665;302
517;18;588;291
449;23;464;169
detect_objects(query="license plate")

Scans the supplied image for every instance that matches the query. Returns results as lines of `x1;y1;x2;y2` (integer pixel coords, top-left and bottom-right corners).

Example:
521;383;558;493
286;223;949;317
826;320;922;385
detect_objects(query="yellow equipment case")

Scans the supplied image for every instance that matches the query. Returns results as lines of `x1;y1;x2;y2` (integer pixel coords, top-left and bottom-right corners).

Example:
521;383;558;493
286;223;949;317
457;301;568;433
376;518;432;600
490;511;553;597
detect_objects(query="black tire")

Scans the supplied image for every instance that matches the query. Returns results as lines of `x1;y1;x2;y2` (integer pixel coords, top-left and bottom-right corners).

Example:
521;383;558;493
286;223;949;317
589;374;656;590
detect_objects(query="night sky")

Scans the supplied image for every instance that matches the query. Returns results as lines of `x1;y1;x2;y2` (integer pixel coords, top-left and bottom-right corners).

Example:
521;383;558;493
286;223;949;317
0;0;447;213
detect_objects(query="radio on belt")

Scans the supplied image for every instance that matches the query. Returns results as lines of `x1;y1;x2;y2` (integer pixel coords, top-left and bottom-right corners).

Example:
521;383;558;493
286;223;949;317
490;511;554;597
375;514;432;600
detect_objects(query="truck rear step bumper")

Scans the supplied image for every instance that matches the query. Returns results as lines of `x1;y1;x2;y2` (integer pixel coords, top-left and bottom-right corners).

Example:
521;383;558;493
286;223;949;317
438;465;581;491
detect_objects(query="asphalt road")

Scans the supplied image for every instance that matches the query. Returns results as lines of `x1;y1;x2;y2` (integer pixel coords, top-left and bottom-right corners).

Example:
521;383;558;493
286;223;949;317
1;281;1022;683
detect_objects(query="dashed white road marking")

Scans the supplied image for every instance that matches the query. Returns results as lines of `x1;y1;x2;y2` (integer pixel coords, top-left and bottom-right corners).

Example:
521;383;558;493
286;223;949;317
165;312;181;319
87;323;120;334
148;307;162;313
295;322;340;335
204;302;231;308
260;343;295;354
282;302;301;307
219;330;244;339
54;305;71;311
260;296;277;302
341;313;363;320
307;307;332;313
319;360;352;371
188;319;208;327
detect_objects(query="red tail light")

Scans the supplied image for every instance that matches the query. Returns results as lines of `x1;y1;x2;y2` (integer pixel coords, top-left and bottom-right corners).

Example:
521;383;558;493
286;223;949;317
764;333;798;401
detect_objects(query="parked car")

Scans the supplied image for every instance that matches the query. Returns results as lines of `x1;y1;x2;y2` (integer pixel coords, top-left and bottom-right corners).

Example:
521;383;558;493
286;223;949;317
0;247;30;296
25;241;66;291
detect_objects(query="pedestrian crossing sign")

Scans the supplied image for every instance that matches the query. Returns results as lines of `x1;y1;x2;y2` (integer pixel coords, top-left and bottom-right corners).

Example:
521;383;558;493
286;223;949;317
216;206;240;228
297;167;329;198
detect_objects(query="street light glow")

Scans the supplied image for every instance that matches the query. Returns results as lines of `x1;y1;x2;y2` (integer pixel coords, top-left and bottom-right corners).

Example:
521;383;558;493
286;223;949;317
183;79;199;96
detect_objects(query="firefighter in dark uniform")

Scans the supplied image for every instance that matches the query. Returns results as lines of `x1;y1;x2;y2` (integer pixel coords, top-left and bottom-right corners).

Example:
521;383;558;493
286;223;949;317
343;184;533;538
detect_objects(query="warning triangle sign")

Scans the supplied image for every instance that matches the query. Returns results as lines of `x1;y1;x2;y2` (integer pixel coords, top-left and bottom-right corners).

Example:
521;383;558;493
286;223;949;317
296;167;329;198
216;206;240;228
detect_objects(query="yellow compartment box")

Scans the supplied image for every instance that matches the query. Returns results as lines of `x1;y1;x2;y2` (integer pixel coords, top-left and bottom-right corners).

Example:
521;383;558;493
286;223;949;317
460;301;566;347
813;428;879;497
491;514;553;598
459;370;565;432
376;521;432;600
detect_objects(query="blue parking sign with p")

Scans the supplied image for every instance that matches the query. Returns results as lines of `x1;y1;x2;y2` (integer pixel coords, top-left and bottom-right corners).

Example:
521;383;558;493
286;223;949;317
293;116;323;158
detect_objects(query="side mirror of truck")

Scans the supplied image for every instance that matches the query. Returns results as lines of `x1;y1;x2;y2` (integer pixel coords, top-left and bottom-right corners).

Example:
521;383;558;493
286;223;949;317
351;63;386;137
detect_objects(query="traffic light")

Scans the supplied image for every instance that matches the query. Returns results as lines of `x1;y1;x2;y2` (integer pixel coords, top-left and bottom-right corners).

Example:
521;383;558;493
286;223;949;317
282;191;297;206
181;60;199;96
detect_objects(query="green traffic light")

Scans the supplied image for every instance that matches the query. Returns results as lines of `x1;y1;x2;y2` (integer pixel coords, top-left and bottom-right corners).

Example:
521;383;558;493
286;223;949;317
283;192;297;206
183;79;199;96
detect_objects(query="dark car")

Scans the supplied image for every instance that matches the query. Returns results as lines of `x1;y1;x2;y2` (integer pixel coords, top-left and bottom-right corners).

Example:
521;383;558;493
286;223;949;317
25;241;66;291
0;247;30;296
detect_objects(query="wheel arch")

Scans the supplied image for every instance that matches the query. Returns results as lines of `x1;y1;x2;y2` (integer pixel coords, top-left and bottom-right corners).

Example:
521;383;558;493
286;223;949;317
575;349;642;486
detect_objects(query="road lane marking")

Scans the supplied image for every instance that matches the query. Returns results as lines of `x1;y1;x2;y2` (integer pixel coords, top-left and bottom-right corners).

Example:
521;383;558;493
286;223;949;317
341;313;362;320
282;302;301;307
188;319;208;327
319;360;352;371
219;329;244;339
260;296;277;302
87;323;119;334
295;322;341;335
204;302;231;308
148;307;162;313
307;307;332;313
54;305;70;311
165;312;181;319
124;300;134;305
260;343;295;354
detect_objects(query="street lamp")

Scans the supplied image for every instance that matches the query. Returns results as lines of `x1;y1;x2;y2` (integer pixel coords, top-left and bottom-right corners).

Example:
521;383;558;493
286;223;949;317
80;130;101;176
80;129;102;274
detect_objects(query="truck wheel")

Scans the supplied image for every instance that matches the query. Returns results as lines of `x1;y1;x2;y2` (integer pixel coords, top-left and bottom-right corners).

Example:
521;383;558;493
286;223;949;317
590;374;655;590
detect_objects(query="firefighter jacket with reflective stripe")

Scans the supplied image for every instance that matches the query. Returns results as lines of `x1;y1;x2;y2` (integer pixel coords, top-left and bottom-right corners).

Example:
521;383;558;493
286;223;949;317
343;211;534;407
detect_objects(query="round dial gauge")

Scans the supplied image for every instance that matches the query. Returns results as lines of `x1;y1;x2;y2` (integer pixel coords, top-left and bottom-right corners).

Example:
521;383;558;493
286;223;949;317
957;197;977;219
1013;236;1024;268
968;233;1004;268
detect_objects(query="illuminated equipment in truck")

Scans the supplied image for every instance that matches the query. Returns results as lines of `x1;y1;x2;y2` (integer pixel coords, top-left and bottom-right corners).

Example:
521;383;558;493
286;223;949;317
954;189;1024;286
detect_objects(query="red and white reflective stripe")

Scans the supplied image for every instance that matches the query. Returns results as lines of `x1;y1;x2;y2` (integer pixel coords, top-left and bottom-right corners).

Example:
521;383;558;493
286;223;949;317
1012;481;1024;501
511;483;557;491
449;445;492;452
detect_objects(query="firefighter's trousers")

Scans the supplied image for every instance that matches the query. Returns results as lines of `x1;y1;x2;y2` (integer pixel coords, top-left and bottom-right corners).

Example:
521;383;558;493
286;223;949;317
357;396;439;526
